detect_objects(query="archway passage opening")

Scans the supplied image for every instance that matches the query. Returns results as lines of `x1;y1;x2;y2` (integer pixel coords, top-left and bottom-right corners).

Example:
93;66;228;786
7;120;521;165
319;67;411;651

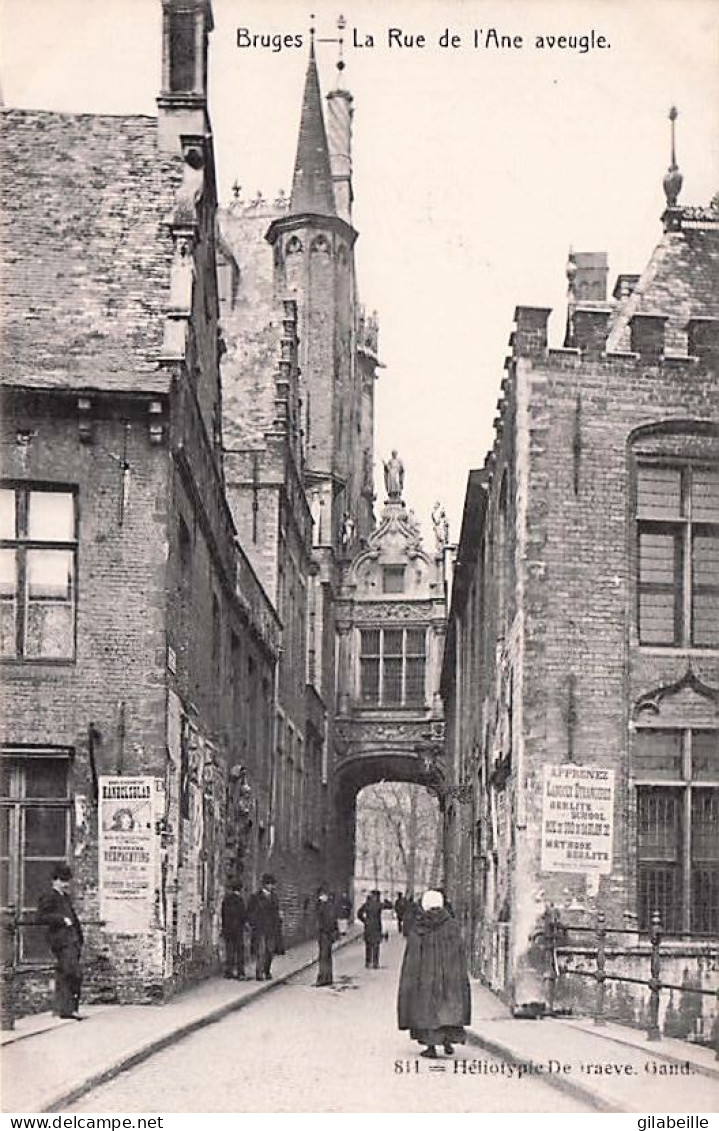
352;780;443;914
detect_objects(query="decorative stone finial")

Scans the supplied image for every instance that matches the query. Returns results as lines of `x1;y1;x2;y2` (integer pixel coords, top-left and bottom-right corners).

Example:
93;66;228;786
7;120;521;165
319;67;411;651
309;13;316;52
663;106;683;208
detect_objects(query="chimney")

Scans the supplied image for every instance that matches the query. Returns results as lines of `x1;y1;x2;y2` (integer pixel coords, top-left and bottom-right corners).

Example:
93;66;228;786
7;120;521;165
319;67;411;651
513;307;551;358
630;314;667;359
568;252;608;303
573;308;610;357
157;0;213;153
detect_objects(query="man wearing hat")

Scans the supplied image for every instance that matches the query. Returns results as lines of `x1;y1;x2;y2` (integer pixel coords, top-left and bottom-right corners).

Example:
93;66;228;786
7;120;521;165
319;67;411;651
248;873;283;981
37;863;84;1020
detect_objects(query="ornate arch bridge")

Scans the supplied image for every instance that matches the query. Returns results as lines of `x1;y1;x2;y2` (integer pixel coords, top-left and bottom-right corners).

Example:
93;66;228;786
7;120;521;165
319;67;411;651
331;492;450;887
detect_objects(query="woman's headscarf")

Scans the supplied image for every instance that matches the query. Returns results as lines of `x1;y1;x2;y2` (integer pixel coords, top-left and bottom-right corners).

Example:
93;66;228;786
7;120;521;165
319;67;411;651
421;889;444;911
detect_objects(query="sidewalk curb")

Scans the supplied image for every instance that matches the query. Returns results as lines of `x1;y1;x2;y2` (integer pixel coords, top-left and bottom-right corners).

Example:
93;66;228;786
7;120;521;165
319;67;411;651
561;1020;719;1082
465;1028;624;1114
31;933;361;1114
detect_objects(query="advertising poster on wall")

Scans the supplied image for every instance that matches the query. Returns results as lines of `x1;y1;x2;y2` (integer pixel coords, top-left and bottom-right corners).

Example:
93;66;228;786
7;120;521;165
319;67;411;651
99;775;162;934
540;763;615;875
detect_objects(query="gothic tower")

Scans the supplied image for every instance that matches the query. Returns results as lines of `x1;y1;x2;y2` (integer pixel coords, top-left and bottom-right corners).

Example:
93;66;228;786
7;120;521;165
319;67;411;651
266;39;369;552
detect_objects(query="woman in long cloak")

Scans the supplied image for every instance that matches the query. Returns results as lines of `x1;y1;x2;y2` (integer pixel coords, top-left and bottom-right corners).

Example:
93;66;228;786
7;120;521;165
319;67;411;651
397;889;471;1058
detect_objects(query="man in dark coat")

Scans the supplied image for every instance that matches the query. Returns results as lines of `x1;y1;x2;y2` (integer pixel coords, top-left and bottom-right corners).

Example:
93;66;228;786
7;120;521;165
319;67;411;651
397;889;471;1058
402;894;417;937
394;892;406;934
357;890;383;969
248;873;282;981
220;880;247;979
315;884;339;987
37;863;84;1020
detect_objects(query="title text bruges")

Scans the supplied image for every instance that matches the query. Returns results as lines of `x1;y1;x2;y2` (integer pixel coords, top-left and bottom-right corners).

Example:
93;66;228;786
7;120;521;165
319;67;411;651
236;28;611;54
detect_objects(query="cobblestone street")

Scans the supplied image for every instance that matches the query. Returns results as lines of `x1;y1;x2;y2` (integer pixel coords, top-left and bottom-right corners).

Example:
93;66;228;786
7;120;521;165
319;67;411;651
66;934;584;1114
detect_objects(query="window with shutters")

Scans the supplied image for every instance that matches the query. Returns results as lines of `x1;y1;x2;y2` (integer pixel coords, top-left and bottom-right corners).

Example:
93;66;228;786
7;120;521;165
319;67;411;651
636;463;719;648
633;728;719;934
359;627;426;707
1;749;72;963
0;486;77;661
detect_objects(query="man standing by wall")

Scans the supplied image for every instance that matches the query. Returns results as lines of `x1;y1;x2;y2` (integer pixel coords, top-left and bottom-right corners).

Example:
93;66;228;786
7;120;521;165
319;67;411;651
220;880;247;979
37;864;84;1020
315;885;339;987
357;890;383;969
248;873;282;981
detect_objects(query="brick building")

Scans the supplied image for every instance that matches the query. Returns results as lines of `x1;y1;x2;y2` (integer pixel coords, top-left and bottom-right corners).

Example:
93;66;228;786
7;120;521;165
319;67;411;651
0;0;281;1011
441;167;719;1029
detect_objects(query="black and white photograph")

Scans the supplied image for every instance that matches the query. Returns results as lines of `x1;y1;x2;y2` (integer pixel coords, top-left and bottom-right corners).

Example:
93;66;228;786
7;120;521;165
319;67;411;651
1;0;718;1118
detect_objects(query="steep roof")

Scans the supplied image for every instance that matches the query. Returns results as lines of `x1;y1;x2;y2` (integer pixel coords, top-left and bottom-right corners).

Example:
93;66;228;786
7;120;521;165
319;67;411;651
607;209;719;355
0;109;184;394
289;45;336;217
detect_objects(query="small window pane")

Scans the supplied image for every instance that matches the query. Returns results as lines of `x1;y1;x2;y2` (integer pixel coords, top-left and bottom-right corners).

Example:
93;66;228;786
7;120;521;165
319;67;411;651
406;630;426;655
0;808;9;853
639;531;678;584
639;591;677;645
24;807;67;858
20;924;49;963
0;490;15;538
405;659;425;705
692;469;719;523
0;761;11;797
633;731;683;779
637;866;683;933
384;658;402;703
23;858;63;909
637;787;681;861
693;532;719;587
24;758;69;798
692;594;719;648
691;790;719;862
637;467;682;518
0;859;9;907
27;492;75;542
361;658;379;702
0;548;18;658
691;869;719;935
693;731;719;781
25;550;74;659
384;630;403;656
360;630;380;656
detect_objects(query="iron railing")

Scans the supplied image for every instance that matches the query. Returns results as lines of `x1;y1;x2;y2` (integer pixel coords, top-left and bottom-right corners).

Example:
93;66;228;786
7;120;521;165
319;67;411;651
539;908;719;1057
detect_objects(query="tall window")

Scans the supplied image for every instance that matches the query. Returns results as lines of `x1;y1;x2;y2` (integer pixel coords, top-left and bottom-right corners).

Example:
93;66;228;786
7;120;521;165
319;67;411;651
169;10;196;92
634;728;718;933
0;486;77;660
1;749;72;962
359;628;426;707
637;464;719;647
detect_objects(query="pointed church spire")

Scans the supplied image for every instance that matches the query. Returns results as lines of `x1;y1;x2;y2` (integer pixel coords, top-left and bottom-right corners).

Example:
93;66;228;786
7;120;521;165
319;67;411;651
290;33;337;216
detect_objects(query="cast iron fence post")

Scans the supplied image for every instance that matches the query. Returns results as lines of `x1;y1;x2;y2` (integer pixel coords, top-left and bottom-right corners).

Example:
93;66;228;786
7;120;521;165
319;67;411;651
594;909;607;1026
647;909;662;1041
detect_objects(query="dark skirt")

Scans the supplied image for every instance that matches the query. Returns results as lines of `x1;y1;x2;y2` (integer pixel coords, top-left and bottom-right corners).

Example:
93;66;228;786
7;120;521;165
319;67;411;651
410;1025;466;1045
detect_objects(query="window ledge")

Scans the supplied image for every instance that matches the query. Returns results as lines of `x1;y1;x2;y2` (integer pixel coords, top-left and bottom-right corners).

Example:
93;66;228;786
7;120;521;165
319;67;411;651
637;647;719;658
